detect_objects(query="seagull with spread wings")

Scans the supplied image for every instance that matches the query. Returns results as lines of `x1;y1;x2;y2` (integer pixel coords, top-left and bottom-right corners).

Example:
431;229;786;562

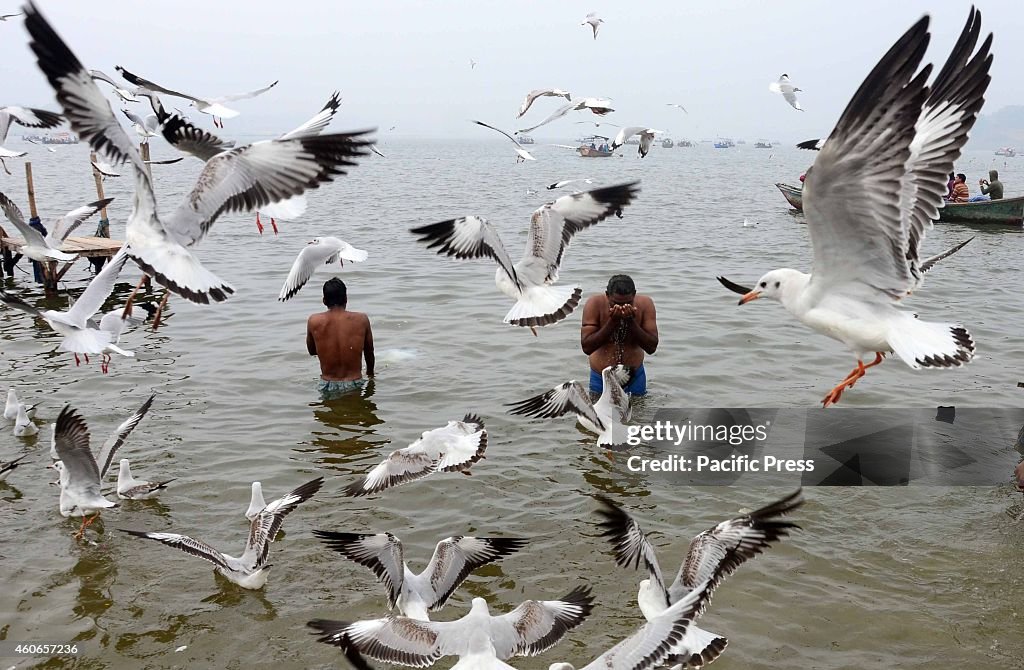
48;395;154;476
730;10;990;406
410;182;639;333
314;531;528;620
345;415;487;497
115;65;277;128
0;250;135;368
89;69;138;103
610;127;663;158
278;237;369;301
22;4;372;305
594;490;804;669
507;365;631;447
472;120;535;162
768;74;803;111
309;585;594;669
121;107;158;141
0;190;111;261
120;476;323;589
517;98;615;134
581;12;603;40
517;88;572;118
0;104;62;173
50;405;121;538
0;455;26;481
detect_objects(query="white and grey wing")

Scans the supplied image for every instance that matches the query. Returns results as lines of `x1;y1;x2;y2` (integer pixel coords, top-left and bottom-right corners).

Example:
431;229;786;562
217;79;279;103
155;109;235;161
64;249;129;330
308;616;443;667
24;8;146;172
0;191;48;247
52;405;101;489
114;65;201;103
516;102;574;134
594;495;670;603
344;447;437;497
489;585;594;658
49;197;114;243
120;530;230;570
579;580;713;670
611;126;645;150
248;477;324;562
97;393;155;479
313;531;406;608
162;131;373;247
506;381;603;431
803;17;931;299
278;242;343;302
900;10;991;282
0;289;46;320
0;105;63;129
920;237;973;275
424;536;529;610
409;216;519;287
280;91;342;140
668;489;803;603
429;414;487;472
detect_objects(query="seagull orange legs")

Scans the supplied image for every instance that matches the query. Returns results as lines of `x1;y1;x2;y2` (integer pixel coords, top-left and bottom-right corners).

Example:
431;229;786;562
74;513;100;540
822;353;885;408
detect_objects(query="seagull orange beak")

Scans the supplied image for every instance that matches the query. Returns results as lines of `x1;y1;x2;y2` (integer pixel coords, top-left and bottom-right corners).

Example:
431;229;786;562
738;290;761;305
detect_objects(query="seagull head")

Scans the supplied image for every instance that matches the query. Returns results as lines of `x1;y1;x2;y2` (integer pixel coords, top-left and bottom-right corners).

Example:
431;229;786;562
739;268;806;306
308;238;320;245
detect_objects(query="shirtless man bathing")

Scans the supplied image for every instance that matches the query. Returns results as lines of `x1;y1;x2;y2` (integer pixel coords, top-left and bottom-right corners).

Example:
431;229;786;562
580;274;658;395
307;278;374;397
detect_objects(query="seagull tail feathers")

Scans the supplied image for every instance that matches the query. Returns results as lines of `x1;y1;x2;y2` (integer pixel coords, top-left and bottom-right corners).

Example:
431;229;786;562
503;285;582;328
888;316;975;370
126;242;235;305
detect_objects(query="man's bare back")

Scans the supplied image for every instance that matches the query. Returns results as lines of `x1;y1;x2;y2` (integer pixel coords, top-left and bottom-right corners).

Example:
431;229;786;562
307;308;374;381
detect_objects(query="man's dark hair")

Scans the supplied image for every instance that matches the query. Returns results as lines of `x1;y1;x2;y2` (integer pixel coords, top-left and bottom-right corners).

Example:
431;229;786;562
323;278;347;307
606;274;636;296
956;173;967;182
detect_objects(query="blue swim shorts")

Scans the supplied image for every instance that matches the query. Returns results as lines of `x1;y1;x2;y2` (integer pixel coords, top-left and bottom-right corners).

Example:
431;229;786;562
589;364;646;396
318;378;365;398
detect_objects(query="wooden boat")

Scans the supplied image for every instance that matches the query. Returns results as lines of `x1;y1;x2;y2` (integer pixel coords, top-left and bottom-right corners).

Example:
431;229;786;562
995;147;1015;157
576;135;614;157
514;134;534;145
754;140;772;149
775;182;803;210
938;195;1024;225
676;139;693;147
661;138;674;148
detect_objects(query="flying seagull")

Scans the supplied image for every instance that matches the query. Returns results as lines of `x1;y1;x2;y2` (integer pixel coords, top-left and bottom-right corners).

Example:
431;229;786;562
120;477;323;589
594;491;804;668
666;103;688;114
507;365;631;447
344;415;488;497
0;104;62;174
517;88;572;118
582;12;603;40
278;237;369;301
0;455;27;480
517;98;615;134
115;65;277;128
769;74;803;111
0;190;111;261
50;405;120;538
90;69;138;103
308;585;594;667
472;120;535;162
23;4;373;305
314;531;528;620
410;182;639;332
732;9;989;406
610;127;663;158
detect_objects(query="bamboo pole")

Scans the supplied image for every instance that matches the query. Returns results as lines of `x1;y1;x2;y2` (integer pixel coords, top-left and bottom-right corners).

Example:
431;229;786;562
24;162;38;219
138;141;152;290
89;152;109;220
24;162;58;296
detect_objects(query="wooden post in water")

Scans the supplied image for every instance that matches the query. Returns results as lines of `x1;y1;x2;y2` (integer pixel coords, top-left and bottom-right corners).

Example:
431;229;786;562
89;152;109;220
138;141;153;290
24;162;57;297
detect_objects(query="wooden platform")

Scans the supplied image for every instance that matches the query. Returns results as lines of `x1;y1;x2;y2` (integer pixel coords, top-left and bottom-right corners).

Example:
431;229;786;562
0;234;124;295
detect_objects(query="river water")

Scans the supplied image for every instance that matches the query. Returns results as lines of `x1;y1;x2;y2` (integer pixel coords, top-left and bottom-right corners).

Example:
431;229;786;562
1;139;1022;669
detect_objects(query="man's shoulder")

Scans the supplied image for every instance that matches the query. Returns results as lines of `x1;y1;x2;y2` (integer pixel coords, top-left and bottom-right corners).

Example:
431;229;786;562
635;294;655;307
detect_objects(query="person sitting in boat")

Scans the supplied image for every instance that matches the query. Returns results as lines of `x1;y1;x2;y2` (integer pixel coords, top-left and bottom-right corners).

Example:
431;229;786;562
589;142;597;150
970;169;1003;201
949;173;970;203
945;171;956;199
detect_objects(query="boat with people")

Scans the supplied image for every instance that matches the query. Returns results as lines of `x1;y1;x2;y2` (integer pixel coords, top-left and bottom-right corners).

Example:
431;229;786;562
576;135;615;157
938;195;1024;225
676;139;693;147
514;134;534;145
661;138;674;148
776;180;1024;225
713;138;735;149
755;140;772;149
995;147;1015;157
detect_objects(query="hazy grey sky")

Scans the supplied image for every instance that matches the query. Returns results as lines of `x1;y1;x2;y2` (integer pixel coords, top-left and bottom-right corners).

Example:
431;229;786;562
2;1;1022;140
